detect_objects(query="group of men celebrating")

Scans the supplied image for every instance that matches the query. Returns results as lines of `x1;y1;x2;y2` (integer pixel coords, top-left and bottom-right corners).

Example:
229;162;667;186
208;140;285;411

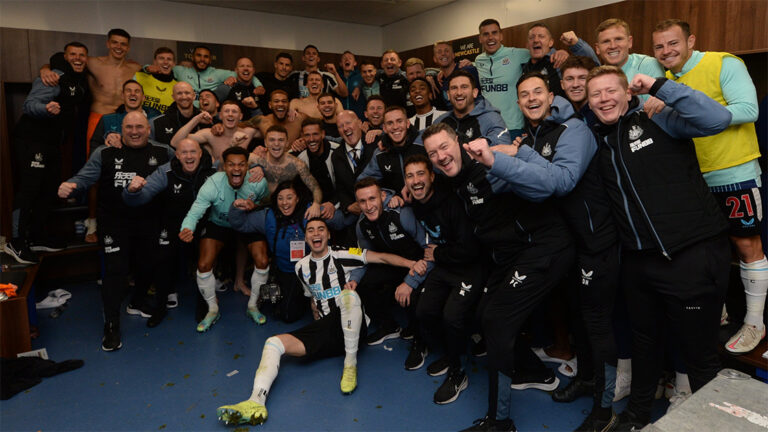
7;14;766;432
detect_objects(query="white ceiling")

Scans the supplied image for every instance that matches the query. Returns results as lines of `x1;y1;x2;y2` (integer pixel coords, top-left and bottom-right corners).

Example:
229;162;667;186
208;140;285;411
165;0;457;27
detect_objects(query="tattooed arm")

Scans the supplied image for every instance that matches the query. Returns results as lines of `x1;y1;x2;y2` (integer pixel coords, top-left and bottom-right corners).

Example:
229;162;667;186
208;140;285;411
293;156;323;219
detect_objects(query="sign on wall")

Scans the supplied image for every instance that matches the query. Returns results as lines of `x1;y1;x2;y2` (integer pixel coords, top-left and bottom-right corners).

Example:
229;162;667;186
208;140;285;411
452;35;481;62
176;42;225;67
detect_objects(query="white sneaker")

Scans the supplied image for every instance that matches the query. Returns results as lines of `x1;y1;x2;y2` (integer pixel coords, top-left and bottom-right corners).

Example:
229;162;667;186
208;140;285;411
725;323;766;354
613;370;631;402
666;389;691;413
166;293;178;309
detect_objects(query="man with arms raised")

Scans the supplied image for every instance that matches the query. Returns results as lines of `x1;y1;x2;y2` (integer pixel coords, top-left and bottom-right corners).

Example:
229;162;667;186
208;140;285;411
289;71;342;119
218;57;266;118
585;67;732;430
242;90;305;145
338;51;366;119
179;146;269;331
422;122;573;431
652;19;767;356
172;100;256;162
522;23;567;99
57;112;173;351
292;44;348;99
123;138;216;326
216;217;419;426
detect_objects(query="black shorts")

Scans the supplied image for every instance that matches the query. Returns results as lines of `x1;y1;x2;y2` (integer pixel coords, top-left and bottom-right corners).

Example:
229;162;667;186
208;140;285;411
710;180;763;237
289;309;367;361
200;220;266;244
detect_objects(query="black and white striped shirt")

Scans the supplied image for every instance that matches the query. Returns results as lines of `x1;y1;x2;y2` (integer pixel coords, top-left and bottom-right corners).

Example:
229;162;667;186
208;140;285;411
294;246;367;317
409;107;448;131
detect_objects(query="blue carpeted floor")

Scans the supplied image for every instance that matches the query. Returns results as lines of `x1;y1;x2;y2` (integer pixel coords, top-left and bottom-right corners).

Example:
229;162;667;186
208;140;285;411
1;279;672;431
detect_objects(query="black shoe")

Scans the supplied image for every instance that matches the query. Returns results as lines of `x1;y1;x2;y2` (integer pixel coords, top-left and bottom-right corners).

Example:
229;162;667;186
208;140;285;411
434;368;468;404
471;336;487;357
460;415;517;432
603;410;645;432
510;369;559;391
126;303;151;318
365;324;400;346
101;321;122;351
404;340;428;370
400;324;416;340
3;239;38;265
553;377;595;402
29;237;66;252
147;309;167;328
427;354;452;376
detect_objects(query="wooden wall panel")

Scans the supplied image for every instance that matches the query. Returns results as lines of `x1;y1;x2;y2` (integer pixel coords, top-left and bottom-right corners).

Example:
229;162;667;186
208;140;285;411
1;28;31;83
400;0;767;65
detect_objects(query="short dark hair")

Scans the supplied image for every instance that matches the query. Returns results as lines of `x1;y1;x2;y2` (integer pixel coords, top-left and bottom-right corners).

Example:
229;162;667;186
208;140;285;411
409;77;431;91
365;95;385;109
276;52;293;62
199;89;219;102
306;217;328;229
528;22;552;37
153;47;174;59
270;89;288;100
404;154;433;172
301;117;324;130
421;122;457;144
107;29;131;41
654;19;691;38
384;105;407;118
193;45;211;54
303;44;319;54
64;41;88;53
354;177;381;193
516;71;550;91
122;79;142;91
317;92;335;103
266;124;288;138
448;70;477;89
560;55;598;75
359;60;376;69
220;99;243;112
479;18;501;31
222;146;249;162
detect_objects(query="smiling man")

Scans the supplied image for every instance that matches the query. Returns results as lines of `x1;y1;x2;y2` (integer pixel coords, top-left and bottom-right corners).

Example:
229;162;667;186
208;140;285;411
179;146;269;332
171;100;257;162
57;112;174;351
6;41;89;264
585;66;733;430
218;57;265;118
359;106;423;195
419;71;510;148
243;90;306;145
652;19;767;357
404;154;484;405
332;111;378;216
122;138;216;326
134;47;177;116
151;81;204;145
217;217;417;426
89;80;158;151
295;117;339;206
521;23;567;99
409;77;447;131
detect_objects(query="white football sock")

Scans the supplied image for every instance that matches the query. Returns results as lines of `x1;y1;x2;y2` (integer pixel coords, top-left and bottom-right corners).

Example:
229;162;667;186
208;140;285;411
197;270;218;314
741;256;768;329
248;266;269;310
249;336;285;404
339;289;363;367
